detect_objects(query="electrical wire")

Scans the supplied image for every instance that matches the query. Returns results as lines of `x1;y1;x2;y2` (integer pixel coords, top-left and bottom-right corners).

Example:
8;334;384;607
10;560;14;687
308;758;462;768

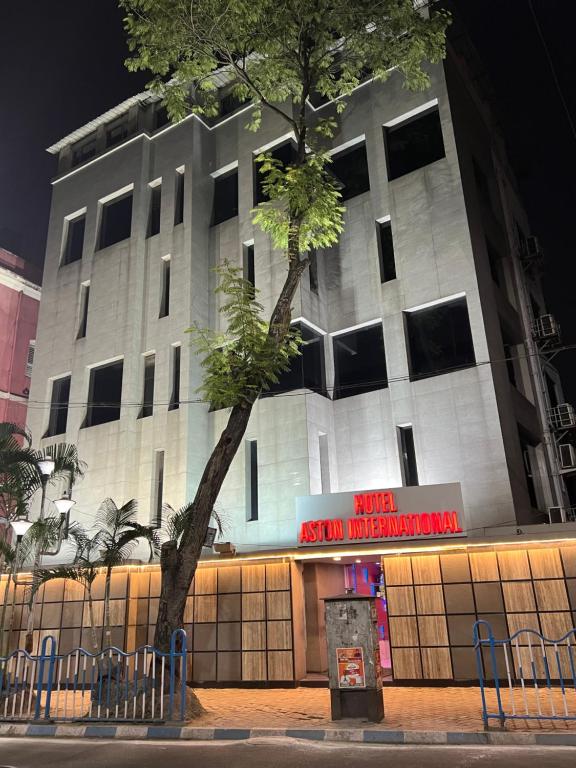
24;342;576;411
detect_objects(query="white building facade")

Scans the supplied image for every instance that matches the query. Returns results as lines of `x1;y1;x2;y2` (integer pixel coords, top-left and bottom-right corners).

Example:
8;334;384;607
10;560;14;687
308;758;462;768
28;40;568;556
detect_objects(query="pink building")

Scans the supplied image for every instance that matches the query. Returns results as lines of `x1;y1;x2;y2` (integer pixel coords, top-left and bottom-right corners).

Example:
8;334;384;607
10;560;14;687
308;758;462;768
0;248;41;429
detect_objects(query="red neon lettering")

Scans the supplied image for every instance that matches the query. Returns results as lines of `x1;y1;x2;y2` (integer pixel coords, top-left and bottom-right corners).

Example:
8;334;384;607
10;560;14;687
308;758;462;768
398;515;409;535
382;492;397;513
420;513;432;535
370;518;379;537
388;517;400;537
450;511;463;533
353;495;364;515
431;512;443;534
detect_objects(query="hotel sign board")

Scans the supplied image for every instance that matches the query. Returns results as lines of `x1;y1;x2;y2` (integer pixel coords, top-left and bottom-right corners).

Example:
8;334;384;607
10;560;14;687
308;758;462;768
296;483;465;548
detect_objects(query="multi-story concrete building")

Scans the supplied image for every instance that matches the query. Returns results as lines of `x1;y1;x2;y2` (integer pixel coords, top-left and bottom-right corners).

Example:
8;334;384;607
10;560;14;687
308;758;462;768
0;247;41;429
24;22;576;684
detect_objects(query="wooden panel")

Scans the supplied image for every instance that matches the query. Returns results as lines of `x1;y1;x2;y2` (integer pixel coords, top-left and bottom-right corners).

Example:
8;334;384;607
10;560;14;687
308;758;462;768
183;596;194;623
506;613;540;637
266;563;290;591
266;591;291;620
242;652;267;680
533;580;570;612
41;601;62;629
414;585;445;615
195;568;217;595
417;615;449;646
440;554;471;583
92;575;106;600
64;579;85;602
62;601;83;628
218;567;241;593
421;648;452;679
560;546;576;577
194;595;217;623
243;592;266;620
392;648;422;679
528;549;563;579
148;598;159;625
109;599;126;626
469;552;499;582
267;650;293;680
389;617;419;647
136;598;148;624
497;551;531;581
383;557;413;586
83;601;104;627
242;621;266;650
149;571;161;597
386;587;415;616
411;555;441;585
502;581;536;613
242;565;266;592
539;612;573;639
110;571;128;598
267;621;292;650
43;580;65;602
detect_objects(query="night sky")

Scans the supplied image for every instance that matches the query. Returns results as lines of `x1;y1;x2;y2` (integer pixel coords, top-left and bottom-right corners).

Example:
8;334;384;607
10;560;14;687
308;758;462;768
1;1;574;397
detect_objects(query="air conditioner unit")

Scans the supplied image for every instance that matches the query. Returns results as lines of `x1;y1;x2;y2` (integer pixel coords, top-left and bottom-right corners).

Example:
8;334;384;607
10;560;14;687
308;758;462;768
547;506;564;524
559;443;576;470
549;403;576;430
532;314;559;342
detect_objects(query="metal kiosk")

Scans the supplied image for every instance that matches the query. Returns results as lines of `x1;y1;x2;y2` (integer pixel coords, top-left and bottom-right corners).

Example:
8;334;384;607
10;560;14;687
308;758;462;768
323;593;384;722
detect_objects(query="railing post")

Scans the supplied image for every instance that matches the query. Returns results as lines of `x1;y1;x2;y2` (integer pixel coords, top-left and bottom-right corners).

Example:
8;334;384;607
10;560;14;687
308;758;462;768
34;635;56;720
473;620;489;729
488;624;505;728
168;628;187;722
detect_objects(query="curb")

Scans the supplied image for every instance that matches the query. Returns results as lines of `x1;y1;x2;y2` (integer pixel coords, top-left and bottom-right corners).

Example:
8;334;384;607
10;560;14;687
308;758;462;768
1;722;576;746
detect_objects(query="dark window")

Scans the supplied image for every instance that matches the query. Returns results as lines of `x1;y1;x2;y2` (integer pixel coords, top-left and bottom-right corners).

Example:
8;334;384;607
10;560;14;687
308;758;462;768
219;91;249;117
147;184;161;238
62;215;85;265
503;343;517;387
516;222;527;258
545;371;559;409
406;297;475;380
98;194;132;249
246;439;258;522
309;248;319;294
139;355;155;418
77;283;90;339
154;105;170;130
254;142;297;205
385;108;445;181
333;324;387;399
212;170;238;225
331;142;370;200
266;322;326;397
377;220;396;282
45;376;71;437
106;119;128;148
72;135;96;167
530;293;541;320
486;240;502;287
473;157;491;209
243;242;255;290
159;259;170;318
174;171;184;225
169;345;181;411
84;361;123;427
152;450;164;527
519;428;538;509
398;426;419;487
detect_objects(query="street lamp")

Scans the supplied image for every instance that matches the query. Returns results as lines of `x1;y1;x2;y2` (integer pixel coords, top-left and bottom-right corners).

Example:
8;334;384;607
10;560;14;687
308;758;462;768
53;493;76;539
10;518;33;540
36;458;56;479
0;517;33;656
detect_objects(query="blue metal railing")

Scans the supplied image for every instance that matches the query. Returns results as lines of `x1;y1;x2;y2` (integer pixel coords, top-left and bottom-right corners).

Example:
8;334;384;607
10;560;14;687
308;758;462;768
0;628;188;723
474;619;576;728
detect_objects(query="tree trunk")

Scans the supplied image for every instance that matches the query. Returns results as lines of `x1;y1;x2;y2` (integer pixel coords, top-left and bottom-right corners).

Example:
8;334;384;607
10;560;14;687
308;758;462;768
0;569;12;656
154;219;308;654
103;565;112;648
86;587;100;654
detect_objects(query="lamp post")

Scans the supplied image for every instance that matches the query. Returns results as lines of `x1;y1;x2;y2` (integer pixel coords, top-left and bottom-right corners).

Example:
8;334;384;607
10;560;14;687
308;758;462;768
24;456;55;654
0;517;33;657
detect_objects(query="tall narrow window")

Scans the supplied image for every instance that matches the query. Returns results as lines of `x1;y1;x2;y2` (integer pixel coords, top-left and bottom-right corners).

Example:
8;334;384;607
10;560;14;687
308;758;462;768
169;344;181;411
243;242;255;290
473;157;491;209
398;426;419;487
518;428;538;509
159;257;170;318
139;354;155;418
174;168;184;225
62;214;86;265
319;433;331;493
212;169;238;224
330;141;370;200
45;376;71;437
25;340;35;378
84;360;123;427
98;192;132;249
309;248;318;294
152;450;165;527
377;220;396;282
147;182;162;238
77;282;90;339
246;439;258;522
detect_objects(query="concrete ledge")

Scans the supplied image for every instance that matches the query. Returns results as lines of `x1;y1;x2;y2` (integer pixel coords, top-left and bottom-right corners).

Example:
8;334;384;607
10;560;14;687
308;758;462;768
0;723;574;746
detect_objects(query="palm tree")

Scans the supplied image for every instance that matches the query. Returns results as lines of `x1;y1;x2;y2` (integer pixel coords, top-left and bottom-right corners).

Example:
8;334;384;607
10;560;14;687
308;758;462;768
94;499;158;648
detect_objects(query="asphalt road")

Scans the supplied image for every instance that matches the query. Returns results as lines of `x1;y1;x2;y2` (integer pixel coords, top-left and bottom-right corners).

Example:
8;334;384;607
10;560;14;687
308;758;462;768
0;738;575;768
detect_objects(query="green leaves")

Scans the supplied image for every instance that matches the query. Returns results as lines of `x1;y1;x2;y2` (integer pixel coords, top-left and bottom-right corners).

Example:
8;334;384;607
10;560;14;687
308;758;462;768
188;263;301;410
